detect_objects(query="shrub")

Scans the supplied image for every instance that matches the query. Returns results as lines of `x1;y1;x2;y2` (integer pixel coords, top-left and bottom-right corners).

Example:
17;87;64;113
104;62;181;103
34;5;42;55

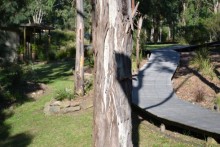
177;24;209;44
55;88;75;101
56;50;68;60
48;50;57;61
191;48;215;79
194;88;205;102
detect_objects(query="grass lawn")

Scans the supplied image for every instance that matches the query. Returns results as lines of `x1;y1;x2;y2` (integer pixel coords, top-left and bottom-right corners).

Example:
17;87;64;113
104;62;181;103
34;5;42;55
0;61;214;146
145;44;176;50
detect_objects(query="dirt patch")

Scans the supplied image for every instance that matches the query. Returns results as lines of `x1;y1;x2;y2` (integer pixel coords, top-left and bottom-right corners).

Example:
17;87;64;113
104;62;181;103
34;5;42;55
172;52;220;110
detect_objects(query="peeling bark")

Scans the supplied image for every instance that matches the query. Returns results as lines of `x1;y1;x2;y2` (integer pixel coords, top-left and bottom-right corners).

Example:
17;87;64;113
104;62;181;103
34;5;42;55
75;0;84;96
92;0;133;146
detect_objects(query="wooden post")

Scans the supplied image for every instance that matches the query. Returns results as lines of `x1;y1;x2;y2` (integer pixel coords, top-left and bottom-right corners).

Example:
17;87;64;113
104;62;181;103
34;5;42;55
160;123;166;132
136;16;143;71
75;0;84;96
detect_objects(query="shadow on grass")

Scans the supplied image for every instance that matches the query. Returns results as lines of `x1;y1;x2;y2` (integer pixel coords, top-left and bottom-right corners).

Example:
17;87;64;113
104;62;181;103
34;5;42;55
0;110;33;147
35;61;74;84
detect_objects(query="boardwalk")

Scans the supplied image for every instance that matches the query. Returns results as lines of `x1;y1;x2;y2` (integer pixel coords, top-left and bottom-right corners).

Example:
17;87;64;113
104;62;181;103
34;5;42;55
132;46;220;139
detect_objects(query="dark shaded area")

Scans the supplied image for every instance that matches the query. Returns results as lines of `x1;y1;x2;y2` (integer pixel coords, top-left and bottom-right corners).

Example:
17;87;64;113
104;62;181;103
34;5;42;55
115;53;140;146
0;108;33;147
132;105;220;145
0;133;33;147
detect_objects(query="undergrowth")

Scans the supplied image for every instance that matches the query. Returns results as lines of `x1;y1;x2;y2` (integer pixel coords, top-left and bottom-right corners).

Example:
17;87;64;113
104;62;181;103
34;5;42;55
191;48;215;79
55;88;75;101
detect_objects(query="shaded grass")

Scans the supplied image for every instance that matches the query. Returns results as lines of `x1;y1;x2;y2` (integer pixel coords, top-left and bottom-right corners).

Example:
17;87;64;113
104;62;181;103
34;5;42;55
145;44;175;50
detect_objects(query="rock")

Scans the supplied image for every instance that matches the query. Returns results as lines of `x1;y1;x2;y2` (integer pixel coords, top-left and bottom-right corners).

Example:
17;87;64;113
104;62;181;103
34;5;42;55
40;83;47;90
36;90;44;95
61;106;81;114
44;102;52;115
80;98;93;110
51;101;61;106
70;101;80;107
60;100;71;108
49;106;61;114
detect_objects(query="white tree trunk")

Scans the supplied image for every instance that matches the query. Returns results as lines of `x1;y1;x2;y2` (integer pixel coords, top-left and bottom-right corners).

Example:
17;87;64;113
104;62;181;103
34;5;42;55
182;2;187;26
150;27;154;42
75;0;84;96
92;0;133;146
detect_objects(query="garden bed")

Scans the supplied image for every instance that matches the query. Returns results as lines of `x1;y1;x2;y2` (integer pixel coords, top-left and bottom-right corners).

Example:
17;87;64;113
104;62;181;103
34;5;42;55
172;52;220;110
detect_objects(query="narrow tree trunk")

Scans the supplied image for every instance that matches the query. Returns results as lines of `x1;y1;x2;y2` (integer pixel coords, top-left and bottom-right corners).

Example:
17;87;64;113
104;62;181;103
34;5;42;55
75;0;84;96
92;0;133;146
168;26;171;41
182;2;187;26
159;27;162;43
23;27;26;60
136;16;143;71
214;1;219;14
150;27;154;42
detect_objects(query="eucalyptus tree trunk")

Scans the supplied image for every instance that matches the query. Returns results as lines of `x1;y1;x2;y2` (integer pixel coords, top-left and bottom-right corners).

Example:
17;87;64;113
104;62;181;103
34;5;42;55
75;0;84;96
92;0;133;146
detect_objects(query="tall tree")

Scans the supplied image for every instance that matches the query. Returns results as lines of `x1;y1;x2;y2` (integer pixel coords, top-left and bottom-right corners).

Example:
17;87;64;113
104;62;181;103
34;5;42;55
75;0;84;96
92;0;133;146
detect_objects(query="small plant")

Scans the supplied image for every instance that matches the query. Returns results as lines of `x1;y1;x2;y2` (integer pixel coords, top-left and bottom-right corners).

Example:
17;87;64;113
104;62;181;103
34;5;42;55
194;88;205;102
191;47;215;78
55;88;75;101
31;44;37;52
18;45;24;54
84;78;93;94
215;93;220;108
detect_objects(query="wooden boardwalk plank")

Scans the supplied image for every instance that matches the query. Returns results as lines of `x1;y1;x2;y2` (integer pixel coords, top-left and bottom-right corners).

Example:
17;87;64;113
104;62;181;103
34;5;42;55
132;46;220;138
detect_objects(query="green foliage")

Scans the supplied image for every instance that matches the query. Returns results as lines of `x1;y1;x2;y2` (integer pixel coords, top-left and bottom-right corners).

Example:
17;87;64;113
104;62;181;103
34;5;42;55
48;50;57;61
18;45;24;54
0;63;28;104
191;48;215;78
55;88;75;101
177;24;209;44
84;78;93;94
31;44;37;52
56;50;68;60
205;13;220;41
